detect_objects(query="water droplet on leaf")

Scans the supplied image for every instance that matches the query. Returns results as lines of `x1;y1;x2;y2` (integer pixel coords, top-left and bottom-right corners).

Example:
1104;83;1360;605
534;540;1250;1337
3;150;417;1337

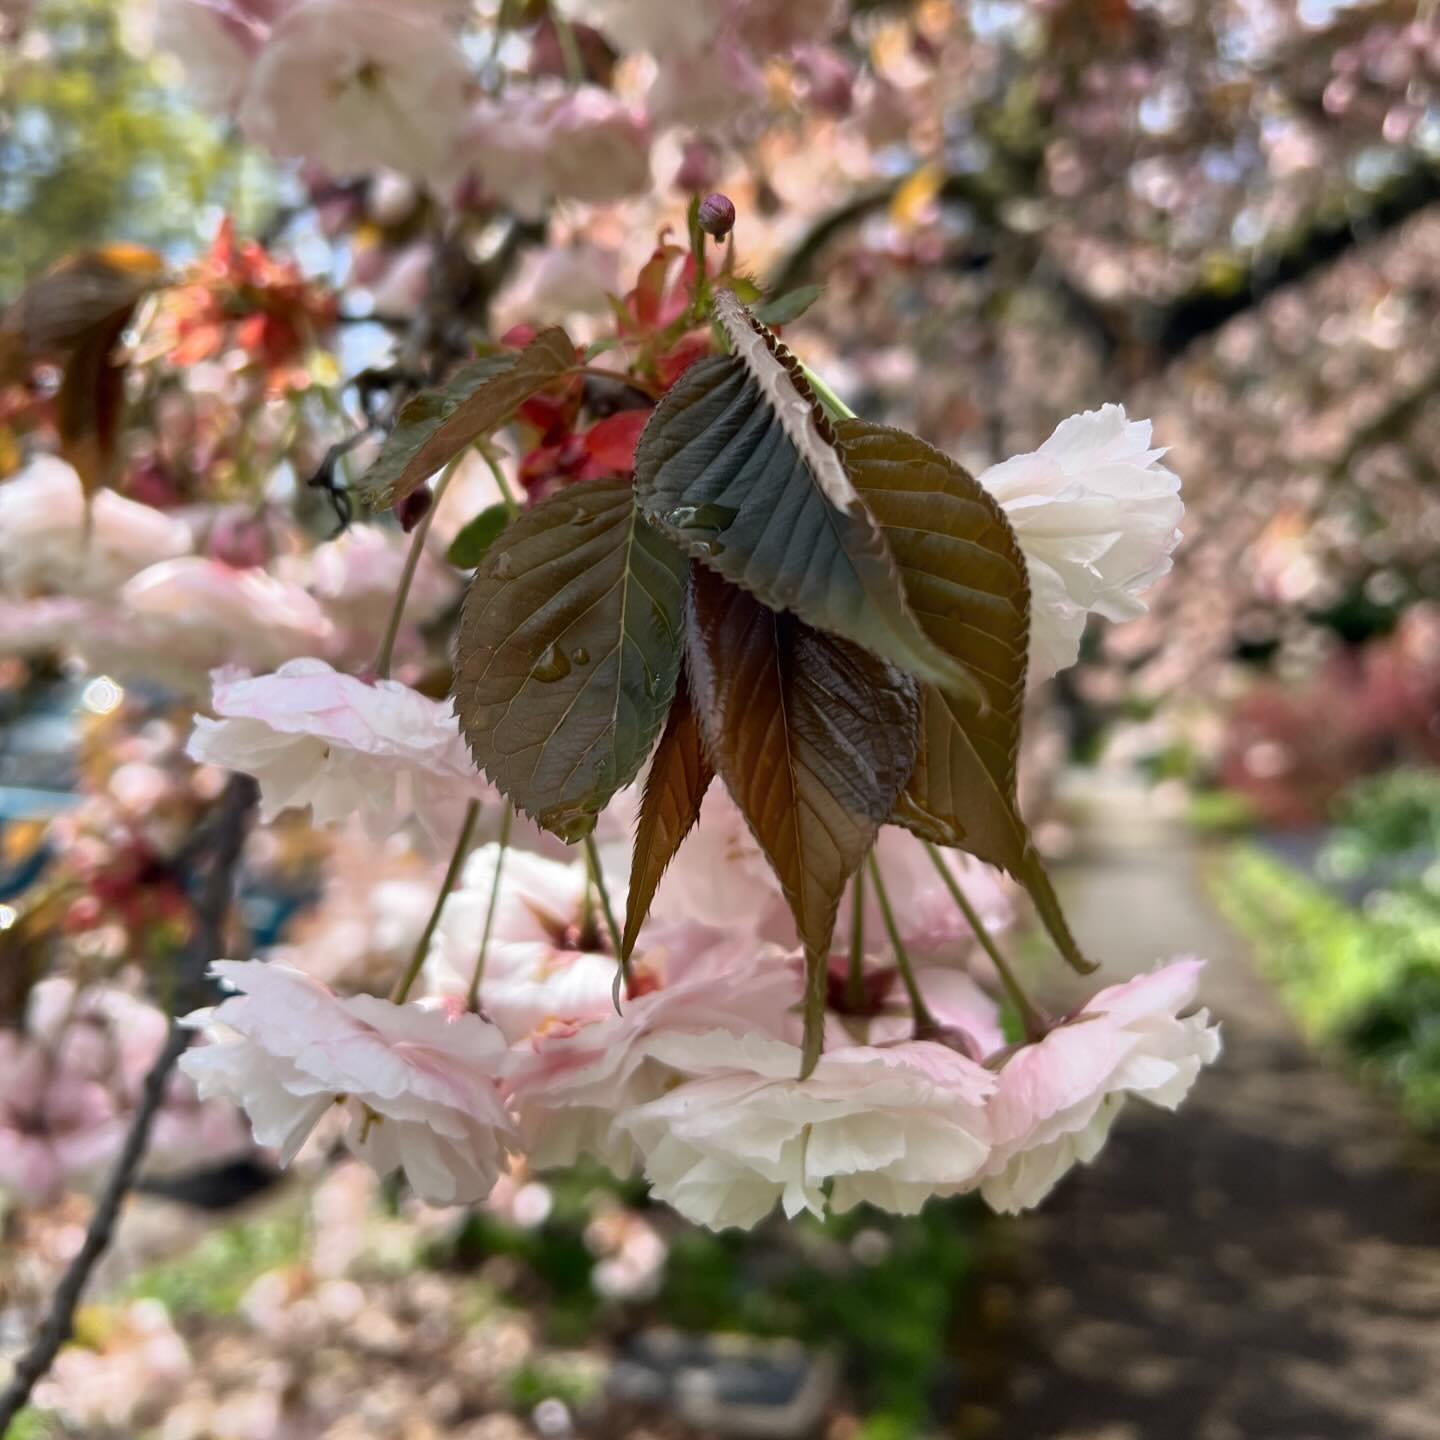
492;552;516;580
570;646;590;665
532;642;571;682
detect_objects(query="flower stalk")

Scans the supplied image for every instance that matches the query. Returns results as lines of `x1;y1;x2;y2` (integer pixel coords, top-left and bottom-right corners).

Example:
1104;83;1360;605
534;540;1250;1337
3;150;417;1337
391;798;479;1004
922;841;1049;1042
465;804;513;1013
374;450;463;679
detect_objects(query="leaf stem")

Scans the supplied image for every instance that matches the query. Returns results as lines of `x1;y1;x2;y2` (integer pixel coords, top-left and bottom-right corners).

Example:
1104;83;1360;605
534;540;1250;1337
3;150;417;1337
799;950;827;1079
390;799;479;1005
846;866;867;1011
922;841;1048;1042
373;452;463;679
569;364;662;400
465;804;513;1013
867;852;936;1033
800;363;856;422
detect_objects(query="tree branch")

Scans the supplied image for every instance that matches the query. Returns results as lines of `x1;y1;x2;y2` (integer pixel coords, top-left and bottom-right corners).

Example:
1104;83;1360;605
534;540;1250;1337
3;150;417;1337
0;774;257;1433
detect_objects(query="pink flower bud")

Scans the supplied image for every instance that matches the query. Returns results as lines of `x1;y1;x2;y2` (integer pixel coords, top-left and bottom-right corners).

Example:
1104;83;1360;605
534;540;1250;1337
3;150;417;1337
397;486;433;533
697;192;736;240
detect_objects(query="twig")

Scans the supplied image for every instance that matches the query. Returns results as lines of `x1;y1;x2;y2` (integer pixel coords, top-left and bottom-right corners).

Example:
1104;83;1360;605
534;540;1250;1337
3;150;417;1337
0;774;257;1433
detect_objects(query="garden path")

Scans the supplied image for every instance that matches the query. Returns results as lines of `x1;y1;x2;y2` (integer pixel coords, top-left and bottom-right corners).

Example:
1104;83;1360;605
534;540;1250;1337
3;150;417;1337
994;777;1440;1440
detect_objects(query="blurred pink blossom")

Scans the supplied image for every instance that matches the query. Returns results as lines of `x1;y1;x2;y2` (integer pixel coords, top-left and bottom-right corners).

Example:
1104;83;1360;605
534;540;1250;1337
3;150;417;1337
118;558;336;690
0;456;192;599
238;0;471;185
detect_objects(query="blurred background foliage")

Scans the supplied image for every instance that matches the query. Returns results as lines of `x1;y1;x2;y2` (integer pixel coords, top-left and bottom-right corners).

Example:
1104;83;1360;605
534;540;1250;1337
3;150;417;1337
0;0;268;294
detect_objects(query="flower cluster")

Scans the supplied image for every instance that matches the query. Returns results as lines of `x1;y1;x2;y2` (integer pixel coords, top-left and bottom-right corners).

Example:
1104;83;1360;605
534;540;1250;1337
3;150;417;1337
153;0;848;197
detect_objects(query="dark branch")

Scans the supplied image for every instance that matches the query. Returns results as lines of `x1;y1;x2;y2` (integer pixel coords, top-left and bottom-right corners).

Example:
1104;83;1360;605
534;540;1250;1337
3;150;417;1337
0;774;257;1433
1146;161;1440;357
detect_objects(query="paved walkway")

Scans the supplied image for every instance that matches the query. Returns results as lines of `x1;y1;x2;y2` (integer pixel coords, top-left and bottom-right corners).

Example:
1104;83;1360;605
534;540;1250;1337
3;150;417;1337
994;780;1440;1440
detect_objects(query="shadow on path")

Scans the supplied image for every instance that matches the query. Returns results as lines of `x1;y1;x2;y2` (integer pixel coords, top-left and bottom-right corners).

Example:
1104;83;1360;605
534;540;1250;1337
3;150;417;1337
994;781;1440;1440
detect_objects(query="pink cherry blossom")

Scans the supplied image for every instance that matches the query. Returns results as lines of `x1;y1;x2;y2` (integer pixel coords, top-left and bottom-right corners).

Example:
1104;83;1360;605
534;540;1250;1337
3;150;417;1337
979;958;1221;1214
186;658;491;840
428;845;642;1044
646;38;767;129
179;961;516;1204
557;0;721;57
645;787;794;943
620;1031;995;1229
504;938;804;1177
0;455;191;599
0;1032;124;1206
839;826;1015;961
540;87;652;207
118;558;335;690
462;85;650;218
238;0;471;186
25;979;251;1177
153;0;280;111
978;405;1184;683
287;523;458;664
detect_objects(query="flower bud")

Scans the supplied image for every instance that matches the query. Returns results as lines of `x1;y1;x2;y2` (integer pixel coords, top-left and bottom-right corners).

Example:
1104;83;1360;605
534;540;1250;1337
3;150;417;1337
697;192;736;240
398;486;434;533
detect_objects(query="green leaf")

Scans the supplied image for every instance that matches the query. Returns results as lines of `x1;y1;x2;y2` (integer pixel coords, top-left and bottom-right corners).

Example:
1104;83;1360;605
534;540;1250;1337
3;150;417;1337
621;668;714;959
446;502;512;569
753;284;822;327
634;289;986;708
452;476;687;843
685;564;921;1072
837;418;1095;974
358;327;576;511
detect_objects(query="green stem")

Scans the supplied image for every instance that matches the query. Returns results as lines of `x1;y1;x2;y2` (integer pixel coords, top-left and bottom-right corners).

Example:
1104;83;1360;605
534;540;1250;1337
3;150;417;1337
465;805;513;1013
390;799;479;1004
481;444;521;518
922;841;1048;1042
800;363;856;421
553;14;586;84
868;853;936;1033
373;452;463;679
846;866;867;1011
584;834;624;958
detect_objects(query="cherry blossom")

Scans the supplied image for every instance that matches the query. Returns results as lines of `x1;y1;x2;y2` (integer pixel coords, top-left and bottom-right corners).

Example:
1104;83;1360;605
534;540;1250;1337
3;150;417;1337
186;658;491;840
505;939;804;1178
238;0;471;186
463;86;651;218
179;961;516;1204
0;455;192;598
540;87;652;207
153;0;278;112
620;1031;996;1229
979;959;1221;1214
25;978;250;1175
556;0;721;58
117;558;335;689
839;826;1015;961
0;1032;123;1205
286;523;458;663
979;405;1184;683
